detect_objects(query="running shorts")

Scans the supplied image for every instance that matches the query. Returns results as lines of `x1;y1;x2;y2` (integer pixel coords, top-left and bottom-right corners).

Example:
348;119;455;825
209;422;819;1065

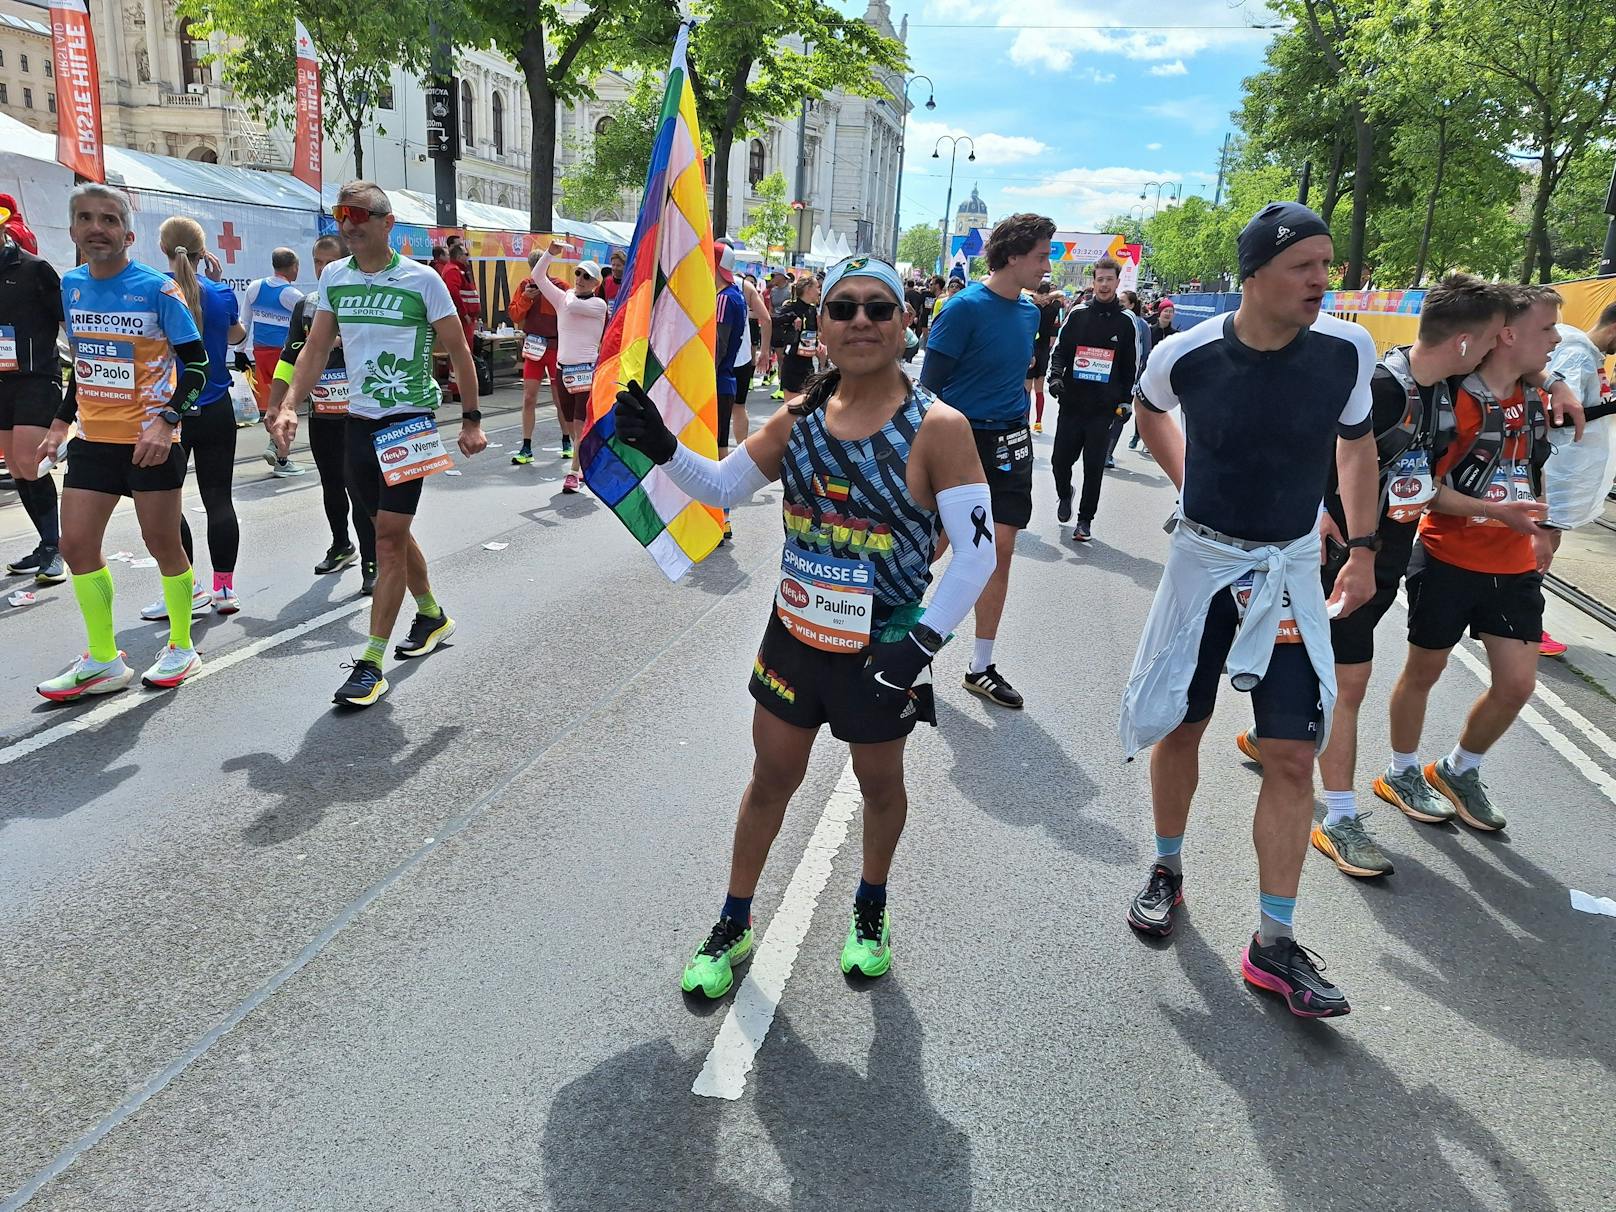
1028;340;1052;380
970;423;1034;531
522;342;559;385
0;376;61;430
734;360;755;405
1323;525;1417;666
717;392;737;449
1184;589;1323;743
1404;546;1544;649
750;611;932;744
346;413;431;517
555;385;589;425
63;437;187;496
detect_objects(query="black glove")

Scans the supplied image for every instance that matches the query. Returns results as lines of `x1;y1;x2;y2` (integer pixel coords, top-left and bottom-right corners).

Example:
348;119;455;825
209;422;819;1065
233;351;251;373
612;379;677;465
1048;376;1063;400
862;630;937;711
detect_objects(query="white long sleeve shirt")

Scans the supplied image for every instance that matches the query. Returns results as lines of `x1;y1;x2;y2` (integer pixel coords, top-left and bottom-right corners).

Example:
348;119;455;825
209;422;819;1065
1543;323;1616;530
533;252;610;366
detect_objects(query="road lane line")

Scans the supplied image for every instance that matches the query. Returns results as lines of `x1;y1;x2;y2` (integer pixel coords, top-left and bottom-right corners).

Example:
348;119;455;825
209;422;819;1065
692;758;861;1101
0;597;370;767
1529;678;1616;764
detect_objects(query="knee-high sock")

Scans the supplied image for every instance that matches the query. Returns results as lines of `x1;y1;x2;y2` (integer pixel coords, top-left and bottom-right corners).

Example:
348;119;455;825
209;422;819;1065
162;569;195;649
72;567;118;663
16;476;60;546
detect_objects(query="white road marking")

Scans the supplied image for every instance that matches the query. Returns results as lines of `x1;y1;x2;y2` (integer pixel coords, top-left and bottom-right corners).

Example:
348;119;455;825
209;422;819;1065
0;597;369;767
692;758;861;1101
1530;678;1616;764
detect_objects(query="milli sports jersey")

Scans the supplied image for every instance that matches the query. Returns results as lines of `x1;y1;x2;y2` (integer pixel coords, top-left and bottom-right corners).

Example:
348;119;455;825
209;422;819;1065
315;253;456;420
62;260;201;444
244;274;304;350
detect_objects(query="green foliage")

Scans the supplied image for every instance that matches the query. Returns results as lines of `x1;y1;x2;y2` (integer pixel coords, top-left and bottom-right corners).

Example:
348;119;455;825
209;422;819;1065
559;74;666;220
896;223;941;270
737;170;795;252
1545;143;1616;279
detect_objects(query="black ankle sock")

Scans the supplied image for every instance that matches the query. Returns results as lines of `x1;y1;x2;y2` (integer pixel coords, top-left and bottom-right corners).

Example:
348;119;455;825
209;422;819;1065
855;879;887;906
721;893;752;923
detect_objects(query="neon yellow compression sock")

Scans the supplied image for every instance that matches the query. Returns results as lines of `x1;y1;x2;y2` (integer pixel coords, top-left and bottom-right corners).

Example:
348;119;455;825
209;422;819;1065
162;570;195;649
71;567;118;663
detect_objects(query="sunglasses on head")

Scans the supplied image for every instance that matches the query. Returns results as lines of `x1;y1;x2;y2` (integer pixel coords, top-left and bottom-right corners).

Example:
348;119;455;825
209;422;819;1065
823;298;899;323
331;204;388;225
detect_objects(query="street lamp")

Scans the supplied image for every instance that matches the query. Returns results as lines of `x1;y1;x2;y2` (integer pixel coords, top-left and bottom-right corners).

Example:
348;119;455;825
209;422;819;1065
889;74;935;261
933;134;975;274
1140;181;1183;215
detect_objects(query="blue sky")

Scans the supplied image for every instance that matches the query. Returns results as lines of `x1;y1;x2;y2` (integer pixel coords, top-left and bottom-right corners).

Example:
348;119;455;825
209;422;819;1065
881;0;1284;234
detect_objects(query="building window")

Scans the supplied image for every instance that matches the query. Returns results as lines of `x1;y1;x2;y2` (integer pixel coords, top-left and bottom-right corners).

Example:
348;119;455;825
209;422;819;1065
595;115;614;137
0;51;6;67
22;87;32;109
376;84;394;110
460;80;474;148
749;139;766;188
19;53;27;73
47;93;54;114
44;57;51;78
178;19;211;88
492;92;504;155
0;84;8;105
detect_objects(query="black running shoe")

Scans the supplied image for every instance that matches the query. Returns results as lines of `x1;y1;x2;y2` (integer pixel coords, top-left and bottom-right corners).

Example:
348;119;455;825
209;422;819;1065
1127;863;1183;937
360;561;378;595
1072;521;1092;542
962;664;1024;708
395;611;456;659
333;659;388;707
1241;934;1350;1018
315;543;357;575
6;543;48;576
1057;492;1073;524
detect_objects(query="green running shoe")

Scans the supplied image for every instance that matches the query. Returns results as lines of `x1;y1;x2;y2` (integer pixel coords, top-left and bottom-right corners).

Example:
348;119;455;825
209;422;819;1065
1373;765;1455;823
1311;812;1394;878
840;901;892;978
511;448;534;465
681;915;753;999
1426;758;1507;831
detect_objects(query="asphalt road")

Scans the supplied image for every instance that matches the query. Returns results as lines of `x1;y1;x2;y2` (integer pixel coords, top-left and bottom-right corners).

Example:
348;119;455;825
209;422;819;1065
2;385;1614;1211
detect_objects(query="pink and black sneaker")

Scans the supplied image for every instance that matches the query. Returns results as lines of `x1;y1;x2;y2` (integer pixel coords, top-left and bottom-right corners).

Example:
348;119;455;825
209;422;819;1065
1241;933;1350;1018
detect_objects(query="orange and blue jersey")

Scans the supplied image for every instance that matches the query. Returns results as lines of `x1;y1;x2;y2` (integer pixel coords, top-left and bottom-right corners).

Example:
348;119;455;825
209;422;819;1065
62;260;201;444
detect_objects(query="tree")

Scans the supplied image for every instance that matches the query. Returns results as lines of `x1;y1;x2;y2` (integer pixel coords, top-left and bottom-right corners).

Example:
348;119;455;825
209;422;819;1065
179;0;441;177
559;74;669;219
896;222;941;270
737;170;794;253
1097;213;1147;245
1543;141;1616;278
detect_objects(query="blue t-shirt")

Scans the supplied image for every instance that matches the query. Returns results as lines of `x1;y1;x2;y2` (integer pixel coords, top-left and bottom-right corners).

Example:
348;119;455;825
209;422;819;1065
715;282;746;395
922;281;1040;428
180;276;240;407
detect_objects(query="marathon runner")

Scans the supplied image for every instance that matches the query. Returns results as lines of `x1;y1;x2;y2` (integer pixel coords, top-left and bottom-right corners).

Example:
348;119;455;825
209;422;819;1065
921;213;1052;707
529;240;608;494
508;250;566;465
1234;273;1510;876
1026;279;1060;434
725;257;773;448
1382;285;1563;833
36;184;212;699
610;254;996;997
0;196;67;586
713;243;748;539
772;276;821;401
267;233;378;594
243;248;306;477
271;181;487;708
1121;202;1379;1018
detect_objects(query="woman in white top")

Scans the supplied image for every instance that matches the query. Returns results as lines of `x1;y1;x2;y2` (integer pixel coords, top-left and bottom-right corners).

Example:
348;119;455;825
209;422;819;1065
533;240;610;493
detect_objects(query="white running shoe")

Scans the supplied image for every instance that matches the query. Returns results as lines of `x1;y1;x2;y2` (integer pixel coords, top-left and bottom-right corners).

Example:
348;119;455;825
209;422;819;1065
142;644;202;689
213;587;240;615
271;457;308;478
37;652;134;702
263;439;281;468
140;584;213;620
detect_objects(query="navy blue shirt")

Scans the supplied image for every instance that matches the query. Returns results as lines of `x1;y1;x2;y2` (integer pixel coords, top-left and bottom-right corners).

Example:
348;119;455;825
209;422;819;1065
1138;311;1376;543
184;276;240;407
921;281;1039;429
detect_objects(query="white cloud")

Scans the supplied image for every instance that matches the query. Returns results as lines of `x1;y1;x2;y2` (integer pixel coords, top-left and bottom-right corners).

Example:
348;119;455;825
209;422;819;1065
1146;142;1163;151
1077;67;1117;85
904;118;1050;165
1001;165;1217;226
964;0;1280;72
1143;96;1228;136
1149;60;1188;77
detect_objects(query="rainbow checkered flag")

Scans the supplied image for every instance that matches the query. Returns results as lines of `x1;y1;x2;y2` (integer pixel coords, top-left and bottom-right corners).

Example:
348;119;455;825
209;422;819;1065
580;23;722;580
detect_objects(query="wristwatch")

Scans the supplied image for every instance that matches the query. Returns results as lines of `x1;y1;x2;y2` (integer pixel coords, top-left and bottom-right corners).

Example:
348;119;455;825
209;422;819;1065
909;623;946;655
156;407;183;426
461;410;483;423
1344;535;1380;553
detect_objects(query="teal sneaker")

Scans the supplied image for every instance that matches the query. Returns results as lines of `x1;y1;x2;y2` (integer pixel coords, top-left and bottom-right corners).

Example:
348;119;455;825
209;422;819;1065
680;916;753;999
1373;765;1455;824
1311;812;1394;877
1426;758;1507;831
839;901;892;978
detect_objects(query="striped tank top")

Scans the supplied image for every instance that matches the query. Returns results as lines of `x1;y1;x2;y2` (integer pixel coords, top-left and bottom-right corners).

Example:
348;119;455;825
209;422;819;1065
777;383;937;626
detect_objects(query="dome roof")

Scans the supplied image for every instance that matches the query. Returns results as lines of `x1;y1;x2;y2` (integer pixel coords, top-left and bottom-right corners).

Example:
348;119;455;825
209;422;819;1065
956;185;988;216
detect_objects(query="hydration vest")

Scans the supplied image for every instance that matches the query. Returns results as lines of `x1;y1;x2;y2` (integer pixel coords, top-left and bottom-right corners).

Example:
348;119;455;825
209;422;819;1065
1447;372;1550;499
1375;346;1454;470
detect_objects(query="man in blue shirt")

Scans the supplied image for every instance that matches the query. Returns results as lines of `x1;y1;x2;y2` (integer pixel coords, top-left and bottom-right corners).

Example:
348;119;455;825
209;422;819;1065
920;212;1052;708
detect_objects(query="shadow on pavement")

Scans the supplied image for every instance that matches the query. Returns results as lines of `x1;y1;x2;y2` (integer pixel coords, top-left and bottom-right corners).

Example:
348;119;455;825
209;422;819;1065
541;985;972;1211
0;692;158;830
935;700;1138;866
1064;536;1164;591
1164;925;1553;1212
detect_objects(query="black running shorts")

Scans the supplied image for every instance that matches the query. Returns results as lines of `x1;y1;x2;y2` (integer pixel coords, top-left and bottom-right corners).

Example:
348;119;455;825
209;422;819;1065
346;413;430;518
63;437;187;496
750;611;930;744
970;423;1034;531
1323;525;1417;666
1028;340;1052;380
717;392;737;449
1404;546;1544;650
0;376;61;430
1184;589;1323;742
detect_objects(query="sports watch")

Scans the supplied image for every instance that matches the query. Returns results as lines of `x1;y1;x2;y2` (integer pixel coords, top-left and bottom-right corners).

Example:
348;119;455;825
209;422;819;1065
461;410;483;423
1344;535;1381;553
156;407;183;426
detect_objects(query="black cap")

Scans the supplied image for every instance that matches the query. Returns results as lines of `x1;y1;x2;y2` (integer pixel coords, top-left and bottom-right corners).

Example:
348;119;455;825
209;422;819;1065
1237;202;1330;281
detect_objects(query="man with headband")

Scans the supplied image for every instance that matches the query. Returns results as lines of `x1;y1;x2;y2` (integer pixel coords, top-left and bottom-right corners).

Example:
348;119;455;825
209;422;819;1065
1120;202;1380;1018
612;254;997;998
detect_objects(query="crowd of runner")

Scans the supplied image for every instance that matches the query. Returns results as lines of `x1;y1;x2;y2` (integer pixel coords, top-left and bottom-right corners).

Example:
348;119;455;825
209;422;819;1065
3;180;1614;1018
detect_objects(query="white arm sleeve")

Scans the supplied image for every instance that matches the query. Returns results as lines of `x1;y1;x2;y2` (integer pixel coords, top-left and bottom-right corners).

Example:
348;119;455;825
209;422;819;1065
918;482;996;637
663;442;775;509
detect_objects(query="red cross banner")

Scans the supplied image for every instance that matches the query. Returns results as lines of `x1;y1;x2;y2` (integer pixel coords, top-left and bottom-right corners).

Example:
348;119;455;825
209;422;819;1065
48;0;103;182
292;21;322;193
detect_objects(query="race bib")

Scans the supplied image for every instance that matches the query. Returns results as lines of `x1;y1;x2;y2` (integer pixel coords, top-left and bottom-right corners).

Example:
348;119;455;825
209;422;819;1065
0;326;17;373
775;545;874;653
798;329;819;356
1073;345;1115;382
312;367;350;416
372;414;453;486
74;338;135;401
1383;447;1435;523
993;425;1034;473
561;361;596;392
1230;572;1300;644
1472;460;1533;526
522;334;549;362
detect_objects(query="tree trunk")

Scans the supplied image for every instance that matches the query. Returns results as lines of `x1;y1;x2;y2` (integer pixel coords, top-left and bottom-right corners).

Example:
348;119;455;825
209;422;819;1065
1319;133;1347;226
1344;104;1373;288
1413;116;1447;287
1521;152;1556;283
351;116;364;178
709;59;752;239
516;22;556;233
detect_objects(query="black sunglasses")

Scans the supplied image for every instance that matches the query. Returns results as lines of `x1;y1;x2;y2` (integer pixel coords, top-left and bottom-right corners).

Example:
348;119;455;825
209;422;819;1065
823;298;900;322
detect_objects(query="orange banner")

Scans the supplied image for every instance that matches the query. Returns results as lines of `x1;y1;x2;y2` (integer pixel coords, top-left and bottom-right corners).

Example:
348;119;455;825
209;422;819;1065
292;21;322;193
48;0;102;182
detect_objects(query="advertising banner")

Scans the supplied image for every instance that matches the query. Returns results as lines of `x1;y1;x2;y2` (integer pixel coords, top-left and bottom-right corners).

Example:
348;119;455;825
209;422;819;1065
48;0;103;182
292;22;322;193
